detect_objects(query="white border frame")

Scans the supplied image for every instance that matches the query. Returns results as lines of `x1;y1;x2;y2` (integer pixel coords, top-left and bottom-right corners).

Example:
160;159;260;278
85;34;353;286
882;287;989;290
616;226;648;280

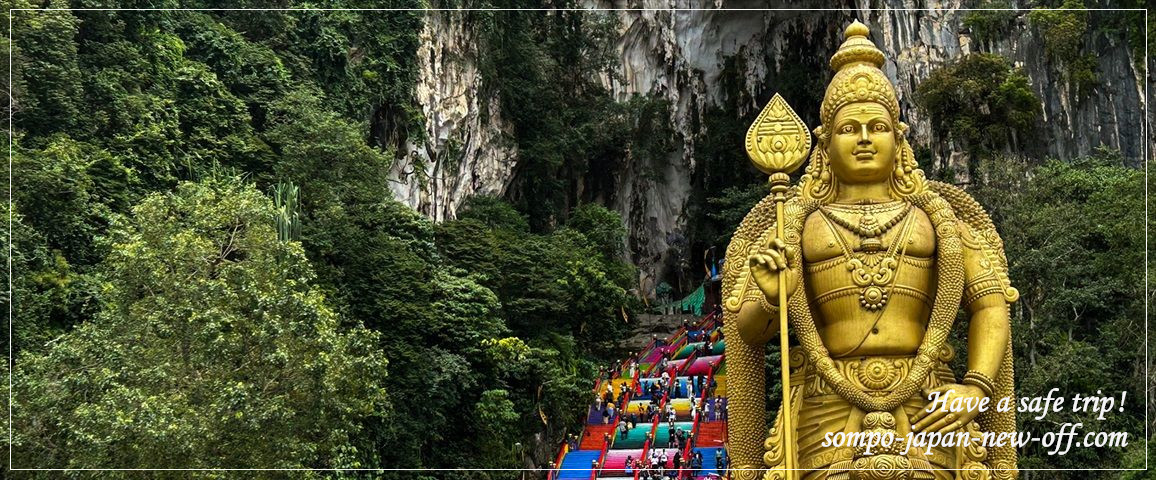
5;5;1150;474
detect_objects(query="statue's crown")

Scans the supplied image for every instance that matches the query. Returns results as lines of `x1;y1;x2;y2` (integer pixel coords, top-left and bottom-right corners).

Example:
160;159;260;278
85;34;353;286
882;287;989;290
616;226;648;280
801;21;926;202
819;20;900;130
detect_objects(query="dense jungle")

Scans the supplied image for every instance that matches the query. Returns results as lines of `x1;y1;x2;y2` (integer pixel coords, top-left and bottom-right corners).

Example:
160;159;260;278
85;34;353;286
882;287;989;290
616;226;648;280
2;1;1153;478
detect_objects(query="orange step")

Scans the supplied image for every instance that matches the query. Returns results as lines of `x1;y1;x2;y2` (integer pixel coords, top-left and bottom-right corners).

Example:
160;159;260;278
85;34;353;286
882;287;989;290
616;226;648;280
580;424;617;450
695;421;727;447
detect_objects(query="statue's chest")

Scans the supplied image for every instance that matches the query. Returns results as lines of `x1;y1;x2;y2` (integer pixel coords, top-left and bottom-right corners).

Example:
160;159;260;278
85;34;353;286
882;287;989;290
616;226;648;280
800;207;936;264
798;206;938;315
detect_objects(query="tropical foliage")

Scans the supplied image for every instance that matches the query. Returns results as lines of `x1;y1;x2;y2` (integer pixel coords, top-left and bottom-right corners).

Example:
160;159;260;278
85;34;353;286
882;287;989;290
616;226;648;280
5;5;633;477
2;4;1147;479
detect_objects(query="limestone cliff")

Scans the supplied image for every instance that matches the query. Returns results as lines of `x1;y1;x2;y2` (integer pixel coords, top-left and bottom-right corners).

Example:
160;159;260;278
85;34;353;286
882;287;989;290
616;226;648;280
390;3;1150;294
389;8;518;222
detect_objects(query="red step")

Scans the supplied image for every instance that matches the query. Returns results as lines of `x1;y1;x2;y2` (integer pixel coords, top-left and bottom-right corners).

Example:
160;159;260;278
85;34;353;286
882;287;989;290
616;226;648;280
580;424;617;450
695;421;727;447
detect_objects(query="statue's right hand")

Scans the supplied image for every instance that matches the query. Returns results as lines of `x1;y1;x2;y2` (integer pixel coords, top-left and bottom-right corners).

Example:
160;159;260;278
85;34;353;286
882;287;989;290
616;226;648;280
748;237;799;304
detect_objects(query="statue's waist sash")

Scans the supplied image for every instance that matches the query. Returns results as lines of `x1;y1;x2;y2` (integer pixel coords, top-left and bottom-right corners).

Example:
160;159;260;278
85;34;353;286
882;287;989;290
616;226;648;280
791;349;956;398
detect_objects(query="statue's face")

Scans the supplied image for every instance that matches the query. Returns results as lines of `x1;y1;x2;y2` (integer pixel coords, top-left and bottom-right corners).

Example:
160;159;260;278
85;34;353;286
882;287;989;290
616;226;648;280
826;101;897;185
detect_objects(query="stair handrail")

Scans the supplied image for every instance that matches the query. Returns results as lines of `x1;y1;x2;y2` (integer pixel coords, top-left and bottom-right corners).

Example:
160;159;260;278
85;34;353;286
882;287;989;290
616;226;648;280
635;430;651;480
652;329;675;355
638;428;655;479
689;357;718;452
640;336;657;359
672;355;711;480
614;387;633;453
681;363;710;478
662;325;688;358
680;346;716;379
591;387;633;480
592;432;611;480
685;317;706;344
697;310;712;328
642;344;670;378
565;397;595;478
698;310;720;329
683;339;702;366
636;392;663;480
642;351;662;377
565;315;723;480
548;440;569;480
670;326;690;352
653;390;674;470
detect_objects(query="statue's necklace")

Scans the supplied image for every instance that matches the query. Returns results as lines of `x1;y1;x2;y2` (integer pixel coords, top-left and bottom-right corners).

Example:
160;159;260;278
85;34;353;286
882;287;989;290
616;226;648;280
819;204;916;311
819;201;911;251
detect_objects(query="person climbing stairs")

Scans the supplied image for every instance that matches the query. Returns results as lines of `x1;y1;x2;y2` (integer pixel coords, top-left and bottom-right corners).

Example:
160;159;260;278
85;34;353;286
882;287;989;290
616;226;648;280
549;311;726;480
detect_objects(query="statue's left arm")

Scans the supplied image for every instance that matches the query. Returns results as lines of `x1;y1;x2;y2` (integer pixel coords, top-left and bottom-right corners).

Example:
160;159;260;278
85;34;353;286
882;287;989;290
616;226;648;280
959;223;1012;383
913;216;1015;434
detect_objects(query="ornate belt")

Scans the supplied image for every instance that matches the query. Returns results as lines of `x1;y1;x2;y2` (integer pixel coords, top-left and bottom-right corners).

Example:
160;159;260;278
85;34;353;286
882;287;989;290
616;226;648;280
790;346;956;398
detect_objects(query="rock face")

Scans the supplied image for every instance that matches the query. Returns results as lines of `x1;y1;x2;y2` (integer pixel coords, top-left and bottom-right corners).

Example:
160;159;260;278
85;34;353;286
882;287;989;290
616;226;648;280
391;2;1150;293
862;4;1148;168
388;8;518;222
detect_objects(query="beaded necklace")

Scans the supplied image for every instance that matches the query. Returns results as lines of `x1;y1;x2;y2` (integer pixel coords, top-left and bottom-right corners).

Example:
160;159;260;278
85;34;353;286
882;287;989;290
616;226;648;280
819;201;911;251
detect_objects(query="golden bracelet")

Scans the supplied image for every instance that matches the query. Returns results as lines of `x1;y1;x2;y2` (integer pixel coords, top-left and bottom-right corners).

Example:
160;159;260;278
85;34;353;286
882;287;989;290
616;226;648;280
962;370;996;398
757;292;780;315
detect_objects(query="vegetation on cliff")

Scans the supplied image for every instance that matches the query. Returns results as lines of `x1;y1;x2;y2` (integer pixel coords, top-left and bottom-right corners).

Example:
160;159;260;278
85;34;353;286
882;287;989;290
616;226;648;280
3;4;1149;477
6;5;633;476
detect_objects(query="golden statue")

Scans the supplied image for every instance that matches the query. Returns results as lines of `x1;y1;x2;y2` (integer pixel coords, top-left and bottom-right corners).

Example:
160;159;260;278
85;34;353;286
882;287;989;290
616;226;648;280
722;21;1019;480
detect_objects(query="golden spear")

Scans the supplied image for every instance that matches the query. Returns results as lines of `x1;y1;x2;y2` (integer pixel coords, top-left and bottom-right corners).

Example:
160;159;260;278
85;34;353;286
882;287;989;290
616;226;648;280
741;93;812;479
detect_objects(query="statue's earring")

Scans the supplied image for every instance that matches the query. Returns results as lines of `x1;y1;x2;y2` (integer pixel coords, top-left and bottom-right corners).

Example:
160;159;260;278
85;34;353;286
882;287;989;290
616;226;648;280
891;123;919;195
896;122;917;173
804;126;834;201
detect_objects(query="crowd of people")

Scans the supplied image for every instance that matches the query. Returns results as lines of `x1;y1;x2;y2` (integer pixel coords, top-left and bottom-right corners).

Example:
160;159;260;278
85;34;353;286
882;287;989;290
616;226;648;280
620;448;731;479
558;309;729;479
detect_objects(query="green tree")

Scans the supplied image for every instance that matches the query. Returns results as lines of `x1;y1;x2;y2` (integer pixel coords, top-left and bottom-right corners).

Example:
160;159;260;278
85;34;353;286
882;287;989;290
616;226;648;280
458;195;531;233
1029;0;1089;63
12;135;133;267
565;203;635;289
705;183;771;245
436;218;502;282
962;1;1018;44
970;149;1144;473
473;389;521;465
567;203;627;260
12;178;389;470
11;3;86;138
0;202;95;356
266;88;396;218
915;53;1040;157
9;136;134;341
1028;0;1098;96
442;198;633;350
471;6;628;231
170;10;293;130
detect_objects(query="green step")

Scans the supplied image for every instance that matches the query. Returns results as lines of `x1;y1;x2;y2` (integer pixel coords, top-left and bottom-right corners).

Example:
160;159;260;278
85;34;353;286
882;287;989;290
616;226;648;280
651;421;695;448
611;424;653;449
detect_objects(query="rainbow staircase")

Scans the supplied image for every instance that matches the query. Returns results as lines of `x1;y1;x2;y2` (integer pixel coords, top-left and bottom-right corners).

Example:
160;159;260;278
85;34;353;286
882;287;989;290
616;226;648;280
548;311;729;480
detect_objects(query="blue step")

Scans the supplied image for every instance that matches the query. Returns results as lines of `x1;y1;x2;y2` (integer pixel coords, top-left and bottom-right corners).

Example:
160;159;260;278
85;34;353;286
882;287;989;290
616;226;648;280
558;449;601;479
638;377;695;398
691;447;724;476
